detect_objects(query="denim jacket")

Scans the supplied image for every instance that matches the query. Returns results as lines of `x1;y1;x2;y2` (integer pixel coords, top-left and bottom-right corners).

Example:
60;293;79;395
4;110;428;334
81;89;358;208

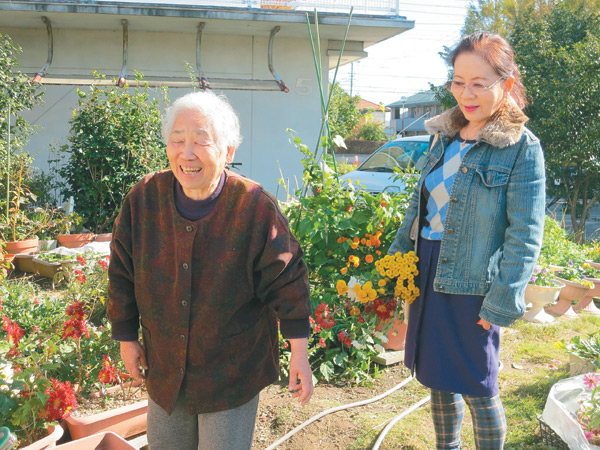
389;100;546;327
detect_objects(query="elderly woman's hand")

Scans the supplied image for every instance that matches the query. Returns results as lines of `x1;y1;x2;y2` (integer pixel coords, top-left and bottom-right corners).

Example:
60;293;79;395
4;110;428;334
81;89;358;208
288;338;314;406
120;340;148;381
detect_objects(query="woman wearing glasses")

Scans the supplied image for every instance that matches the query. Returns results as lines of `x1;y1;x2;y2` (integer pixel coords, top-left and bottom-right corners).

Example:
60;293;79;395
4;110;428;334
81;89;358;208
389;32;545;449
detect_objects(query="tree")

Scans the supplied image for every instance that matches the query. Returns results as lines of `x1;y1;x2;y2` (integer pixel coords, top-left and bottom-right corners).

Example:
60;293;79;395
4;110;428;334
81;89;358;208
462;0;599;37
328;82;360;140
512;3;600;242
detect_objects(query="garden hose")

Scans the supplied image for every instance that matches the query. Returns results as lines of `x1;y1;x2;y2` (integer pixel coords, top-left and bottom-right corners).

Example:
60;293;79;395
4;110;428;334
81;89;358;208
371;395;431;450
264;375;421;450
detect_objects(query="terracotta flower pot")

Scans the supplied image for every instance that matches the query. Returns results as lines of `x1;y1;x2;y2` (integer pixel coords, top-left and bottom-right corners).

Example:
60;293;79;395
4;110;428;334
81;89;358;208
376;317;408;351
586;260;600;271
21;424;64;450
94;233;112;242
546;277;590;318
56;233;95;249
65;399;147;441
2;254;15;275
573;277;600;315
55;431;135;449
4;238;39;255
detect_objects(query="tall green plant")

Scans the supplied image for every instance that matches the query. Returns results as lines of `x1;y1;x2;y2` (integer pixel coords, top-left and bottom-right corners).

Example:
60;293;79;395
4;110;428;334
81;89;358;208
0;33;44;239
61;73;168;233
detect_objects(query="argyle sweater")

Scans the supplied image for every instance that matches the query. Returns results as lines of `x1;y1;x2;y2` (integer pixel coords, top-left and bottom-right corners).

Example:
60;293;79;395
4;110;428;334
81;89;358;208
108;169;311;414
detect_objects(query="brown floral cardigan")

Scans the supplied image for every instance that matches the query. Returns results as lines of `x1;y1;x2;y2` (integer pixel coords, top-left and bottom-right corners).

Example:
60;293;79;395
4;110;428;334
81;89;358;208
107;169;311;414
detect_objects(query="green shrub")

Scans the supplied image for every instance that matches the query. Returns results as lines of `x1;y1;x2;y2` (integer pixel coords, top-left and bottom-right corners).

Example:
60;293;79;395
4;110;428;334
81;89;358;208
60;73;168;233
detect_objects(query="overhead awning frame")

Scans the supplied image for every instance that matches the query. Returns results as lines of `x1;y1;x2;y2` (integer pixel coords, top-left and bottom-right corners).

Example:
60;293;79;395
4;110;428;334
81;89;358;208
31;16;289;92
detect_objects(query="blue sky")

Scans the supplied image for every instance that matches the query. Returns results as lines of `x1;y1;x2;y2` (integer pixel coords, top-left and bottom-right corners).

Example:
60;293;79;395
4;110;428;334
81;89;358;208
330;0;470;107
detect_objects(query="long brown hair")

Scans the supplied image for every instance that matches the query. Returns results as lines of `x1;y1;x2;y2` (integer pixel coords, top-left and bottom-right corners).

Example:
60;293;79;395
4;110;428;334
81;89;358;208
450;32;527;109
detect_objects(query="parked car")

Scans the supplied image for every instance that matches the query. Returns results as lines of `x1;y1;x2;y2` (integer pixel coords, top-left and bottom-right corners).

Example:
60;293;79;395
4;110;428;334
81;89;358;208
339;135;431;194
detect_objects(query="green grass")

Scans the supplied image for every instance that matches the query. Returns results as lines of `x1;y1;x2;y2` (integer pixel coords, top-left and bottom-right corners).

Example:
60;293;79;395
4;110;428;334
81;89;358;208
349;315;600;449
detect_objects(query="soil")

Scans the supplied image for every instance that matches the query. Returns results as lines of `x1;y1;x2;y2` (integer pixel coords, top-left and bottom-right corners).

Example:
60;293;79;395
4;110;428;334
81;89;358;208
71;362;412;450
253;363;413;450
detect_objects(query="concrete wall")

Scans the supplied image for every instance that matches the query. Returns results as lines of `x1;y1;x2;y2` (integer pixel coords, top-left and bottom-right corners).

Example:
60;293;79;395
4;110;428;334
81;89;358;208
2;25;326;198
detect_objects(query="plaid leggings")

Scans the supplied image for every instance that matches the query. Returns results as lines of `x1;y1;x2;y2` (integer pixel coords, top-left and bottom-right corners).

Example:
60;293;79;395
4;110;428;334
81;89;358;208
430;390;507;450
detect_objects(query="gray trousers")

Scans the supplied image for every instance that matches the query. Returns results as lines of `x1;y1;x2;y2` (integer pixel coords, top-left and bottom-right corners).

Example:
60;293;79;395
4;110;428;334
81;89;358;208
147;393;259;450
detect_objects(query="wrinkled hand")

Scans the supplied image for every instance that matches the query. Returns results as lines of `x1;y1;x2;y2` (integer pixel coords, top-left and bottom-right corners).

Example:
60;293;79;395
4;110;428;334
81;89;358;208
288;338;313;406
477;318;491;331
120;340;148;381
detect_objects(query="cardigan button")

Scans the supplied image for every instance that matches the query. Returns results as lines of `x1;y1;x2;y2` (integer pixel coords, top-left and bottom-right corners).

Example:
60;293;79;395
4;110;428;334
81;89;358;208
183;263;189;270
440;258;448;263
186;225;193;232
180;335;186;341
461;167;468;173
181;300;188;307
451;198;458;203
446;228;454;234
180;367;184;375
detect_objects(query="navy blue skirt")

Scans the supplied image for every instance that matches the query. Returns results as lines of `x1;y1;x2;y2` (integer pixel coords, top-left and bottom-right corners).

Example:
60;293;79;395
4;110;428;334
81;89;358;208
404;238;501;397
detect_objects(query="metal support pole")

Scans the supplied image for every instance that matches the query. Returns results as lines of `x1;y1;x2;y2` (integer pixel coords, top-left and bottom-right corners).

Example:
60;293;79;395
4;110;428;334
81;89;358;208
196;22;210;90
268;26;289;92
33;16;53;83
118;19;129;87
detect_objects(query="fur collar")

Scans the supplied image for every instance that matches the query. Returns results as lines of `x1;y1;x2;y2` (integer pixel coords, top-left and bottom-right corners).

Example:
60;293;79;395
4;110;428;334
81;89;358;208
424;99;529;148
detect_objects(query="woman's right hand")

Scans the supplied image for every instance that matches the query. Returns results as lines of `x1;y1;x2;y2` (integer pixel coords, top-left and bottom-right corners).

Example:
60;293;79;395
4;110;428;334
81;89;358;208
120;340;148;381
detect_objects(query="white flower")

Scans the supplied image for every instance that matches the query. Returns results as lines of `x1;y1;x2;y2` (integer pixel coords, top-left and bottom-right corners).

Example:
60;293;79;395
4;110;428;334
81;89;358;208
374;344;386;354
0;363;14;385
373;331;389;344
347;277;360;302
351;340;365;350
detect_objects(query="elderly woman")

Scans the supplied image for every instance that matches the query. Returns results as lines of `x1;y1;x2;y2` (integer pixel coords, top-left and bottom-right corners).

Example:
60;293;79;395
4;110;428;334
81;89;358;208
108;90;313;450
389;32;545;449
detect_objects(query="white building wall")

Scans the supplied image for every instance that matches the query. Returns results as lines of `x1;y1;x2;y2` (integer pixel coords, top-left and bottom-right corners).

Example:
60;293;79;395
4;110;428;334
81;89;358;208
3;25;325;198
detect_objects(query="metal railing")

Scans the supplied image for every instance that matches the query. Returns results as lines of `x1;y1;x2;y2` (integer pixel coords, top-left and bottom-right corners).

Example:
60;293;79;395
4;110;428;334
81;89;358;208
96;0;401;16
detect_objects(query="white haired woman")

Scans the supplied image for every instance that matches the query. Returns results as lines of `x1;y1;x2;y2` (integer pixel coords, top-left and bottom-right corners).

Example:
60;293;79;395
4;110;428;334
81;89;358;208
108;90;313;450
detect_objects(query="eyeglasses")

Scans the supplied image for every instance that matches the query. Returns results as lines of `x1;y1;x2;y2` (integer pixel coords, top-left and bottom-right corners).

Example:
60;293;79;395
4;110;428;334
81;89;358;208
445;76;505;95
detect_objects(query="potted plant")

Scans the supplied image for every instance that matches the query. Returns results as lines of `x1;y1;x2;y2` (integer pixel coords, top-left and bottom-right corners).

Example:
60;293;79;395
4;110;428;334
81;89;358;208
573;262;600;315
523;264;564;323
32;252;77;281
561;332;600;376
0;159;56;255
547;260;594;318
577;372;600;447
55;212;95;248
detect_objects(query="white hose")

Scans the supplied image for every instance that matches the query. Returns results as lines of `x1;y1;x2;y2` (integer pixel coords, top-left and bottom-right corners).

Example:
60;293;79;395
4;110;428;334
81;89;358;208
263;376;414;450
371;395;431;450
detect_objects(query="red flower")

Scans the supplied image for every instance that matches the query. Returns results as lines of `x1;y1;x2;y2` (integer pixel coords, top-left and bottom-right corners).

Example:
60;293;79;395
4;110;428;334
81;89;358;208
381;202;387;207
77;255;86;266
98;355;118;384
346;206;351;212
62;301;89;339
282;341;289;349
314;303;336;330
74;269;86;283
39;378;77;421
337;329;352;347
2;315;24;356
319;338;326;348
98;258;109;271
